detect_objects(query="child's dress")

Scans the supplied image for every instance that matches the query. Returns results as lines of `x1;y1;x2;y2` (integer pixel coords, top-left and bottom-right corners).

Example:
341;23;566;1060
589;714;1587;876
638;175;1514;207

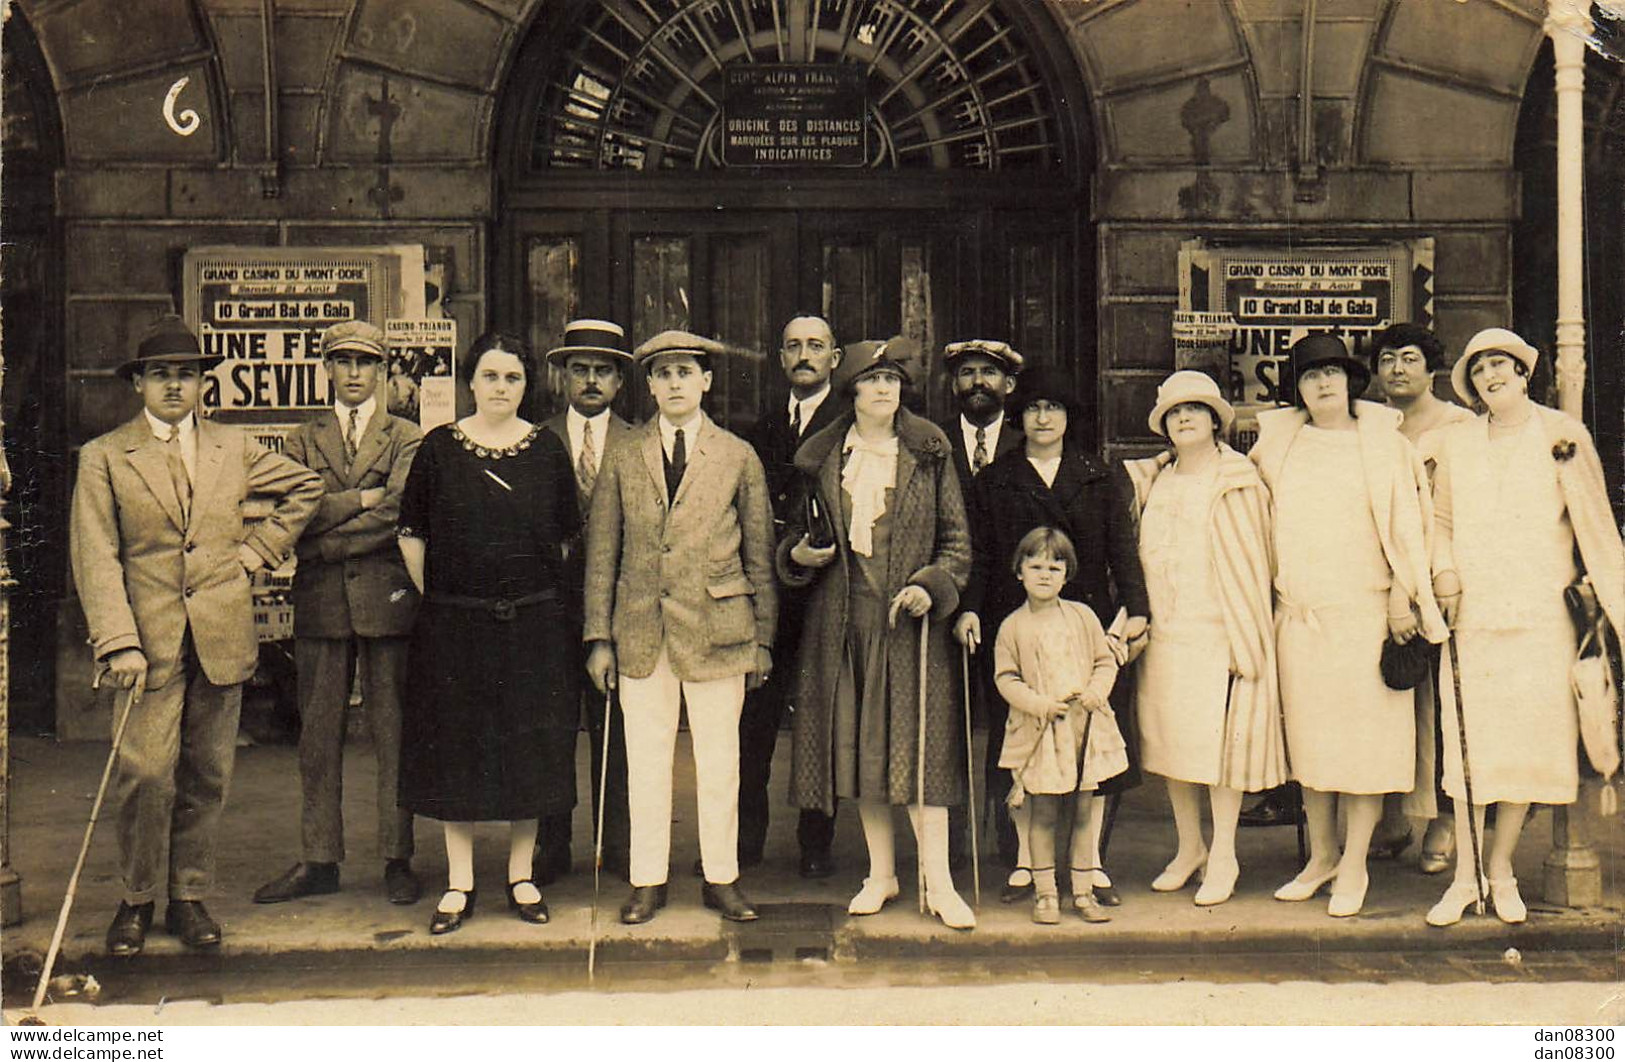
994;599;1125;802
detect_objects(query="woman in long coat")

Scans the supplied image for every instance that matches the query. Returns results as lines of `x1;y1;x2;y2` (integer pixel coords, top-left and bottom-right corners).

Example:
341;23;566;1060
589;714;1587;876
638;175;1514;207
954;367;1149;905
397;333;580;933
780;344;976;929
1249;334;1446;919
1426;328;1625;926
1126;371;1285;907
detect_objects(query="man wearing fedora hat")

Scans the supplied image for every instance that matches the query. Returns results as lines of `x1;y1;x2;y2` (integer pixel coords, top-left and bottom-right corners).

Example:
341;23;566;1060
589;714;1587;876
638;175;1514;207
71;314;322;954
254;320;425;908
533;319;636;884
583;330;776;924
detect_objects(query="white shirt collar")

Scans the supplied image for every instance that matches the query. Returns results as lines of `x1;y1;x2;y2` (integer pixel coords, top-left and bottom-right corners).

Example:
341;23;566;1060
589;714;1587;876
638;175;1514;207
145;409;196;442
789;384;832;433
334;394;378;436
959;414;1002;469
566;406;612;460
658;412;704;460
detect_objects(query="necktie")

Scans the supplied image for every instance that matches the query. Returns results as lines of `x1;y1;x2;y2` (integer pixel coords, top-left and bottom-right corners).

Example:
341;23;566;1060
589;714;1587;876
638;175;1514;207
666;427;686;501
577;419;599;499
791;401;803;438
345;407;360;467
165;425;192;523
973;425;989;475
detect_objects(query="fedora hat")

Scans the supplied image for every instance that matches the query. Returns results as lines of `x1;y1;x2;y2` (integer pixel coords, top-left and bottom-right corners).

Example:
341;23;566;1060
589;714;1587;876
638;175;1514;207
320;319;387;360
634;329;726;369
942;339;1024;375
116;314;222;380
1287;332;1369;399
1147;369;1235;437
547;319;633;367
840;337;915;394
1451;327;1539;404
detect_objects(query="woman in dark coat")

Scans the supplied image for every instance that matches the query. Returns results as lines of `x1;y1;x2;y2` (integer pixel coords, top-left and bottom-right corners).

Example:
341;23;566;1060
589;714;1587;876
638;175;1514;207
780;344;976;929
953;367;1150;906
397;332;581;934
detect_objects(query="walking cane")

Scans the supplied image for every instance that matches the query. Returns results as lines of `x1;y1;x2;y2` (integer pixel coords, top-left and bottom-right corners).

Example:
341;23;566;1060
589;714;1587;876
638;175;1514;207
1445;634;1488;916
30;686;138;1015
587;685;614;983
916;611;930;914
960;642;981;909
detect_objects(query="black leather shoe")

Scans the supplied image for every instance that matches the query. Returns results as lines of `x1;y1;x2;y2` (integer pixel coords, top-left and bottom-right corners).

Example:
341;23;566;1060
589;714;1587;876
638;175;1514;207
429;888;476;935
1239;789;1303;828
384;859;422;906
253;861;339;904
1092;884;1122;907
702;881;759;922
532;850;571;888
799;849;835;879
106;902;153;957
1000;879;1035;904
507;880;550;924
164;901;222;949
619;884;667;925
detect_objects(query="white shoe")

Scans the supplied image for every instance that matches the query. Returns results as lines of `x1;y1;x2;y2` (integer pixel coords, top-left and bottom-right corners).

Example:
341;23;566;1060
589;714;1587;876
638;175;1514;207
1193;857;1238;907
1425;881;1482;927
1490;876;1526;924
1273;863;1339;902
925;886;976;930
1326;870;1368;918
847;876;899;916
1151;850;1208;892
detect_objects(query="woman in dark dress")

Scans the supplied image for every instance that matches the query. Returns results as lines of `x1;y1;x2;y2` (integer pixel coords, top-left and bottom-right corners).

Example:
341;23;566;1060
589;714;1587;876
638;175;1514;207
396;332;581;934
953;367;1149;907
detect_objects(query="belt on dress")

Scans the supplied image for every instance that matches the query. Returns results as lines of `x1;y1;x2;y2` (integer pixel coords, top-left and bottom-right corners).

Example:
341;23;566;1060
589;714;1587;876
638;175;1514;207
426;588;558;621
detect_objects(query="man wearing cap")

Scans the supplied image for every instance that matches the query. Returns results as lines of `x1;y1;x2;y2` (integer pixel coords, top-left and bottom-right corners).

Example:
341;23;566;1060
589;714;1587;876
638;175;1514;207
739;313;847;879
533;319;636;884
583;330;777;925
253;320;425;908
71;314;322;955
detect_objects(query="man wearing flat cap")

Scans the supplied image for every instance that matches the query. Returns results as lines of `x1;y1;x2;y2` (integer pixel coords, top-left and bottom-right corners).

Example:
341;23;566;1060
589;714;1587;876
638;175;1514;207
583;329;777;925
254;320;425;908
71;314;322;955
533;319;636;884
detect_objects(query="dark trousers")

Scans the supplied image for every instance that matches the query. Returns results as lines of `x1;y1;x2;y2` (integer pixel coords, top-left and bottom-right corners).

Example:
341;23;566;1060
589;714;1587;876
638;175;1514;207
739;659;836;859
537;688;629;874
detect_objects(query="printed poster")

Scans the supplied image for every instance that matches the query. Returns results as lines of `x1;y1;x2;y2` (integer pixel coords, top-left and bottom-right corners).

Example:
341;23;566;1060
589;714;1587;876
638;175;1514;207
385;319;458;431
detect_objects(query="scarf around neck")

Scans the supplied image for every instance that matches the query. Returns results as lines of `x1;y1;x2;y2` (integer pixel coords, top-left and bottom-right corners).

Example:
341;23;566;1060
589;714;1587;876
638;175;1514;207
841;424;898;557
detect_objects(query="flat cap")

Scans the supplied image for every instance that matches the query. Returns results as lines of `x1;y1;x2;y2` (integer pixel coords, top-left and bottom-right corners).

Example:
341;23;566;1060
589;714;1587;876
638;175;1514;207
943;339;1024;374
320;320;387;360
634;329;727;366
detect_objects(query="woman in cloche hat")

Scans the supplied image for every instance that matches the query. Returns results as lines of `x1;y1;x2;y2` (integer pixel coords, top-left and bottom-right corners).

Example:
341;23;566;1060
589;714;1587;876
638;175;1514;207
1423;328;1625;927
1248;333;1447;919
1124;370;1285;907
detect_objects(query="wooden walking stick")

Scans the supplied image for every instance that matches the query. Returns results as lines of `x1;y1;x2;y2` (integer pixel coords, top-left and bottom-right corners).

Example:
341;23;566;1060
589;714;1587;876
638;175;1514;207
588;685;614;982
30;685;138;1015
916;611;929;913
960;641;980;909
1445;634;1488;916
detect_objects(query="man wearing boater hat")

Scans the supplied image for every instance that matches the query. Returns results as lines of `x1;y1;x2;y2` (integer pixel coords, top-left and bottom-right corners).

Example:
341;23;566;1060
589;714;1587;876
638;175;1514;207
533;319;636;883
254;320;424;908
71;314;322;955
583;330;776;924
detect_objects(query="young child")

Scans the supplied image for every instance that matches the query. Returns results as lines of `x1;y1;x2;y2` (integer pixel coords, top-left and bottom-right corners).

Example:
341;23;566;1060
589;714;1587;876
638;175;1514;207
993;527;1126;925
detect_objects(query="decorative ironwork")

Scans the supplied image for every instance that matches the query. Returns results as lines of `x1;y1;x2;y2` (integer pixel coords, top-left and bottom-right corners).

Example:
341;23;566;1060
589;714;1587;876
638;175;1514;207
530;0;1061;171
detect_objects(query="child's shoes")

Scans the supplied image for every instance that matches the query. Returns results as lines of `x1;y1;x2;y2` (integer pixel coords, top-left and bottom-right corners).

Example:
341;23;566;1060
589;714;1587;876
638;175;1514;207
1031;893;1061;925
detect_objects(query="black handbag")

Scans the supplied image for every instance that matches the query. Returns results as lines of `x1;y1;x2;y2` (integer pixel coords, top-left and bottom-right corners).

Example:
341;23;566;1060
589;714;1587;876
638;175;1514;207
1380;635;1434;691
805;489;836;550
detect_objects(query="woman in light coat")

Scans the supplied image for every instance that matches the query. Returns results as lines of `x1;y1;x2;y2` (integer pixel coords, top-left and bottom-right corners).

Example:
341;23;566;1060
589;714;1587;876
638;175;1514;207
1426;328;1625;926
1127;371;1286;907
1249;334;1447;918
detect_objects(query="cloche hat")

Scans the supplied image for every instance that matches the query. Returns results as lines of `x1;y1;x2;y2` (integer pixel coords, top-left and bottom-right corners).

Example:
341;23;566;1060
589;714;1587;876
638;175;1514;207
1451;327;1539;404
1147;369;1235;437
1287;332;1370;400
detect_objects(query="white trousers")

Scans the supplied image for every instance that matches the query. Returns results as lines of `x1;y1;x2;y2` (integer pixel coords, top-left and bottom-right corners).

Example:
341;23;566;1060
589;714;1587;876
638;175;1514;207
619;646;745;887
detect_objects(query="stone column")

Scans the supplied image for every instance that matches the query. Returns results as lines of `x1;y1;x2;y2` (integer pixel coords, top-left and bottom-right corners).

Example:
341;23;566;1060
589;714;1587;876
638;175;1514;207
1541;0;1600;909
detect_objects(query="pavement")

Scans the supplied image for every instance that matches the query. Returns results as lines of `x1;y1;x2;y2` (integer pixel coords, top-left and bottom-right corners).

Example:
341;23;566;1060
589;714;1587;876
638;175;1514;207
1;729;1620;996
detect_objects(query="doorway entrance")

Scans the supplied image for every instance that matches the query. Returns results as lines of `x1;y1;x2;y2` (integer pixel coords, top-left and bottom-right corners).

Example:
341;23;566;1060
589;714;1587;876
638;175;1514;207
495;0;1093;435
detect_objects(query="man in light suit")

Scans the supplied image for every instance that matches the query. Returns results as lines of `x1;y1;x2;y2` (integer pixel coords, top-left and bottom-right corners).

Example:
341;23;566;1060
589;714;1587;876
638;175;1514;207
533;319;635;884
70;315;322;955
740;314;847;878
584;330;777;925
254;320;423;908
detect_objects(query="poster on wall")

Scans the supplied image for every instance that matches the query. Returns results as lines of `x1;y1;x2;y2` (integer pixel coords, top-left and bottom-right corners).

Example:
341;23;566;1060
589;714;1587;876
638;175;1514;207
1178;238;1435;444
385;319;458;431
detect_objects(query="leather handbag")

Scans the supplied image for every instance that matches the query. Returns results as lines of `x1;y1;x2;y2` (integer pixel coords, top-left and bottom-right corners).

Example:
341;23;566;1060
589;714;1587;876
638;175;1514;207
1380;635;1434;691
805;489;836;550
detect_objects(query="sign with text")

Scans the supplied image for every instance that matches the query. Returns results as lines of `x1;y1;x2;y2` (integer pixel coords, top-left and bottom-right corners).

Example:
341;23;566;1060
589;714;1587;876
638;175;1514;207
722;64;867;167
385;319;458;431
184;249;394;415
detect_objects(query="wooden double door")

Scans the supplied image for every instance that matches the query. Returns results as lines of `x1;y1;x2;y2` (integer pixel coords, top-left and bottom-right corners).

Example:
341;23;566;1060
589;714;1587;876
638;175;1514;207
504;205;1082;436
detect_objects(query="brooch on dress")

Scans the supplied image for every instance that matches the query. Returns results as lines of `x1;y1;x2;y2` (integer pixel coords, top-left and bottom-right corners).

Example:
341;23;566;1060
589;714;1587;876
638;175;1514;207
1552;439;1578;463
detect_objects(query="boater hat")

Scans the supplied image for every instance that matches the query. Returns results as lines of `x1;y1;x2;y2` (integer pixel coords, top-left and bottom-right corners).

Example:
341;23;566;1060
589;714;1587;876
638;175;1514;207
1451;327;1539;404
1287;332;1370;400
319;320;387;361
634;329;726;369
547;319;633;367
942;339;1024;375
1147;369;1235;437
116;314;223;380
